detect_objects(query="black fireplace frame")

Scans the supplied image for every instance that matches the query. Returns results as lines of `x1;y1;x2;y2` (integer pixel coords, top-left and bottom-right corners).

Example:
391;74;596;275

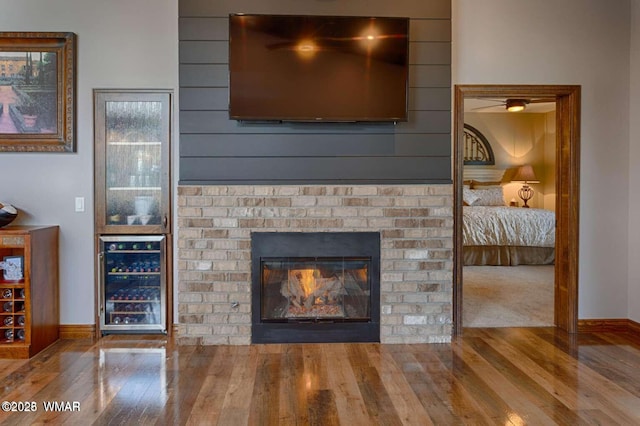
251;232;381;344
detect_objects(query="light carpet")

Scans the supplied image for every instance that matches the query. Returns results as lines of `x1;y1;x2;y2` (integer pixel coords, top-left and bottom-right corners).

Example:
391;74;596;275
463;265;554;328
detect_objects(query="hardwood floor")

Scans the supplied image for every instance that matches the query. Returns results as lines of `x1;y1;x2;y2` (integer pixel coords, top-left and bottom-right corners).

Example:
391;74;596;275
1;328;640;425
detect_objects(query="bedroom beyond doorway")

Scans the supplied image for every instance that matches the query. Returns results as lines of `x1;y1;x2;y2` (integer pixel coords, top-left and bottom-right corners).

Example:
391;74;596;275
453;84;581;336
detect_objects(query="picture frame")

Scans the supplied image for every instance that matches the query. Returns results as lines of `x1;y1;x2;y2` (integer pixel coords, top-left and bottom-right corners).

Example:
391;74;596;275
2;255;23;281
0;32;76;152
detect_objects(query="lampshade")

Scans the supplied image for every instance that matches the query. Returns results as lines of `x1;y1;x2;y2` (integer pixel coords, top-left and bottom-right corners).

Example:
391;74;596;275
506;99;527;112
511;164;539;183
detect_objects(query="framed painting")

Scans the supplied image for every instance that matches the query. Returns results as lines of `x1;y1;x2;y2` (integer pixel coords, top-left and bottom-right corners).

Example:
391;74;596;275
0;32;76;152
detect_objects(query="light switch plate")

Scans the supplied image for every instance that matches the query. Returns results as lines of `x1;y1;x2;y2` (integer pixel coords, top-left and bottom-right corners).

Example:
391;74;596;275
75;197;85;212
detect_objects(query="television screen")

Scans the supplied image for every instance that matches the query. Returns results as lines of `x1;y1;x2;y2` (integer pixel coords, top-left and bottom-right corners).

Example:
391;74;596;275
228;14;409;122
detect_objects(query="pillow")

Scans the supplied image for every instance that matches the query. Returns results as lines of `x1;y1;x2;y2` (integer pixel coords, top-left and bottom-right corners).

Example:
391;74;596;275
469;187;506;206
463;187;480;206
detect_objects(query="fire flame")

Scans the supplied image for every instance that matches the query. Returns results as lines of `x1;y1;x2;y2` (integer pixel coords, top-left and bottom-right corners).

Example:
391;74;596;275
291;269;317;298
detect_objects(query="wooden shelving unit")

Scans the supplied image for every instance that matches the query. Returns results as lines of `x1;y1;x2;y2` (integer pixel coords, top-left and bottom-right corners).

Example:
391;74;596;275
0;226;59;358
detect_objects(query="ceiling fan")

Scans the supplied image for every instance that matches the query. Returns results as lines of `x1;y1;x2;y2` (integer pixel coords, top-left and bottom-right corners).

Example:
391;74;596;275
469;97;556;112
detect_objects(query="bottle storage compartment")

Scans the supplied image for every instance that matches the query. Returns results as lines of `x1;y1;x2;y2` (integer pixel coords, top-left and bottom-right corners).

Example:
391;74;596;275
99;235;167;334
1;285;27;343
0;241;28;346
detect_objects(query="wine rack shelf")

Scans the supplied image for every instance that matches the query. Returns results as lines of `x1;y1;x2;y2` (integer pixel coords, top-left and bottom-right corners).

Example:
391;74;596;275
99;236;167;334
0;226;59;359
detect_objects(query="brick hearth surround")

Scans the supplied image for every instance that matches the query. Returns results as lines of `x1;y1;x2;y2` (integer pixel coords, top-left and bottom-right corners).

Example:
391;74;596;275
177;185;453;345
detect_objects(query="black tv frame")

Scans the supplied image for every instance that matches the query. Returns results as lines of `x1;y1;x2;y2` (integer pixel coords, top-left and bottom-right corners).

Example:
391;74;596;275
228;13;410;123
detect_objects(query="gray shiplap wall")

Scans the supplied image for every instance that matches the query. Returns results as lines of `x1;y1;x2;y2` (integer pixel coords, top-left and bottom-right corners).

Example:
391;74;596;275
179;0;451;184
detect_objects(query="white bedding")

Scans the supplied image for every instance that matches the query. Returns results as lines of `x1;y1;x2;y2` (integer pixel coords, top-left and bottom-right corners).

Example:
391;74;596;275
463;206;555;247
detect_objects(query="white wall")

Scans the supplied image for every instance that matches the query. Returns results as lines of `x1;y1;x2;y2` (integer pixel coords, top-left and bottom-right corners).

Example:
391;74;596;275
453;0;632;319
629;0;640;323
0;0;179;325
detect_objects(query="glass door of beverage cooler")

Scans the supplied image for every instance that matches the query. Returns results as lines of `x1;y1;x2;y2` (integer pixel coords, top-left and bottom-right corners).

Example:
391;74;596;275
99;235;167;334
94;90;171;235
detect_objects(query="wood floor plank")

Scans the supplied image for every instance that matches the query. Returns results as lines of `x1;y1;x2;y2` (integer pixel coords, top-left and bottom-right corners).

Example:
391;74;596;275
452;339;559;424
463;334;582;424
322;343;371;424
490;327;640;424
301;343;334;426
2;329;640;424
374;346;434;425
522;327;640;423
151;340;203;426
92;343;171;424
307;389;339;426
247;352;281;425
426;343;512;425
470;328;588;411
277;344;308;425
0;339;104;425
560;332;640;398
216;345;259;426
0;358;27;377
576;409;622;425
393;343;496;424
185;345;235;425
345;343;403;425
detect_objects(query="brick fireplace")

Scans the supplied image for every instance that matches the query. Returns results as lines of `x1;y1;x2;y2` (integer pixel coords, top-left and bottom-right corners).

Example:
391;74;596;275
177;184;453;345
251;231;381;343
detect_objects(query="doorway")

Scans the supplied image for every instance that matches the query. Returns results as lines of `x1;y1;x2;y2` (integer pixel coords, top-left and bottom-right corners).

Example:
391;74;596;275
453;85;580;336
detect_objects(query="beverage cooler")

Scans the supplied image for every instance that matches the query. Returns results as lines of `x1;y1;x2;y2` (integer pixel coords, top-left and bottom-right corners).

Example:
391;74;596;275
98;235;167;334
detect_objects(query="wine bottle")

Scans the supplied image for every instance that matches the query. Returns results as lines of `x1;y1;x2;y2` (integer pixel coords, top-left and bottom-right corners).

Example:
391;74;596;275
16;329;25;340
17;315;25;326
2;301;12;312
3;316;13;326
4;329;13;340
2;288;12;299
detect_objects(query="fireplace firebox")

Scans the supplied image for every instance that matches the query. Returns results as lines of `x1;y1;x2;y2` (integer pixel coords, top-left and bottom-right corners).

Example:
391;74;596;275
251;232;380;343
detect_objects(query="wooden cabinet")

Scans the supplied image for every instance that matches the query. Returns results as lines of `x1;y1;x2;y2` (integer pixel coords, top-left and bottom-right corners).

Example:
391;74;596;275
93;89;172;235
0;226;59;359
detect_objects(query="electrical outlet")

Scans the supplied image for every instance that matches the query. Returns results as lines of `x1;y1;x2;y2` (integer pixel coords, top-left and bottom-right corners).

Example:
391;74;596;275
75;197;85;212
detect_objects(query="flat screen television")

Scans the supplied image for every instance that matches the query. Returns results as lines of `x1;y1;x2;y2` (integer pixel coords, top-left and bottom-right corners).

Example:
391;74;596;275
228;14;410;122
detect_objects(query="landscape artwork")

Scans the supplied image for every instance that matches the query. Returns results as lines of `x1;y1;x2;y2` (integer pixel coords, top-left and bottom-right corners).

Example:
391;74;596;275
0;32;76;152
0;50;58;135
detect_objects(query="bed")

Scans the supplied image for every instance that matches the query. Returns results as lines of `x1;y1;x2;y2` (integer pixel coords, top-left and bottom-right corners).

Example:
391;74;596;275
463;203;555;266
462;124;555;266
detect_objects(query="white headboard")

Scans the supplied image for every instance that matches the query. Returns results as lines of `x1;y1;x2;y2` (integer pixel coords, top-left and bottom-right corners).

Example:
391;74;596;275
463;166;506;183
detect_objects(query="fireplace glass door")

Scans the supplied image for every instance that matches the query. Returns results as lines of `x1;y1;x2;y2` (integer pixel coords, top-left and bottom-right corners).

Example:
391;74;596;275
261;257;371;322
